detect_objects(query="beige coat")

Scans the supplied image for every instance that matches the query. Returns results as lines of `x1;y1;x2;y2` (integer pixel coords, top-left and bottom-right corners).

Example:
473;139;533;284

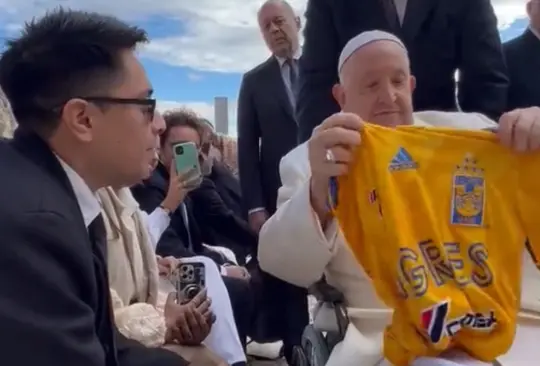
99;188;227;365
98;187;164;347
258;111;540;365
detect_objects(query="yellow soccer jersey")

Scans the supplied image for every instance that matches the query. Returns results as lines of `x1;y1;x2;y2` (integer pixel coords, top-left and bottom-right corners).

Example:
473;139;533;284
333;123;540;366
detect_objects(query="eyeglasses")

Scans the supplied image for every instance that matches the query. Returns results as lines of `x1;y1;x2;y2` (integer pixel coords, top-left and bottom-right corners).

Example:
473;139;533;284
81;96;156;120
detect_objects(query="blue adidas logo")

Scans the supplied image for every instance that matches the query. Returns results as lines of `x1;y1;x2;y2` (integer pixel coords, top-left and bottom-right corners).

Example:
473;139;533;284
388;147;417;171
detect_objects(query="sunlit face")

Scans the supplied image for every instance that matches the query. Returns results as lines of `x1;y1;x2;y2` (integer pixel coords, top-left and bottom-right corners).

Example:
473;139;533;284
60;50;165;188
332;40;416;127
258;1;301;58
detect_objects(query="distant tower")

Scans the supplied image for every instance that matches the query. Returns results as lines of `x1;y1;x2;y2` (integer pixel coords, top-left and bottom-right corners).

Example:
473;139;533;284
214;96;229;135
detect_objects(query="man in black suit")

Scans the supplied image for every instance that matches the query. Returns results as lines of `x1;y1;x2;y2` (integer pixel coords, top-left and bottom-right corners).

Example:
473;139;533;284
0;9;188;366
296;0;510;141
504;0;540;110
237;0;309;362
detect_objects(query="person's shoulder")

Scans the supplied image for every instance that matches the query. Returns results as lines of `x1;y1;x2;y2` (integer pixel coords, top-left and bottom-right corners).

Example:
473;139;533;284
0;140;72;216
279;143;310;179
414;110;497;130
242;57;274;80
503;32;529;53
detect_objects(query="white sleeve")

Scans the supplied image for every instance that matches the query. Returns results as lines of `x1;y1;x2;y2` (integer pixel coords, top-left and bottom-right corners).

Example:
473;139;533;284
258;144;340;287
140;207;171;250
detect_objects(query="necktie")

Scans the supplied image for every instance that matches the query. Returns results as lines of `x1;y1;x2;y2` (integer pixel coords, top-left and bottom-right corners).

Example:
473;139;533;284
380;0;401;32
180;203;193;250
88;214;118;364
89;214;107;262
286;58;297;89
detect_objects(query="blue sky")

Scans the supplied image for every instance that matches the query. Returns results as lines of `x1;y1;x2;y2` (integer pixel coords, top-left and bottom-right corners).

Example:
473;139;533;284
0;0;531;134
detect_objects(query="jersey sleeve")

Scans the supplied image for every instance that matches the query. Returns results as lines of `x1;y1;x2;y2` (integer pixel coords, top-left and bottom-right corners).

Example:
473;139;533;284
518;154;540;270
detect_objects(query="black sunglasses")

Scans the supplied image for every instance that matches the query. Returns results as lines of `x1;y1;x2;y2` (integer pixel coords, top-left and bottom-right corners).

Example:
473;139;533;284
81;96;156;120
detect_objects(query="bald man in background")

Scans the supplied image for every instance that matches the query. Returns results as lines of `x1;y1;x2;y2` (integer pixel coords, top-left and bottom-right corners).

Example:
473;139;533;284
296;0;509;142
236;0;309;361
259;30;540;366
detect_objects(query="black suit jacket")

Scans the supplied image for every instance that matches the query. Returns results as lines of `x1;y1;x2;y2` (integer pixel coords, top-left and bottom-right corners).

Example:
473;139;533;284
131;164;206;258
189;176;258;253
132;163;255;261
296;0;509;141
209;161;244;218
504;29;540;110
0;131;183;366
237;57;298;214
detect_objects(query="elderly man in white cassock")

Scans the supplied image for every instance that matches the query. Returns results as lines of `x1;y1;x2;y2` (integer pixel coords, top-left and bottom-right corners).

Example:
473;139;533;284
258;30;540;366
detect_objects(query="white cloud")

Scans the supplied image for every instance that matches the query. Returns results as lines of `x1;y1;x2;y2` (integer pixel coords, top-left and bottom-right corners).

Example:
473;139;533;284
0;0;528;136
0;0;527;74
157;99;238;136
187;73;203;81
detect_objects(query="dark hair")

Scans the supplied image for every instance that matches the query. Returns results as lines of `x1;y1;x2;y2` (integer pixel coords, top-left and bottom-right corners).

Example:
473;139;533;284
0;7;148;135
161;108;204;146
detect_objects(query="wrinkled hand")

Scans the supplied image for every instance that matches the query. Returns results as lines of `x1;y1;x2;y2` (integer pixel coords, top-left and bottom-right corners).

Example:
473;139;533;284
248;210;268;233
157;256;180;277
164;289;215;346
161;161;188;212
308;112;363;217
224;265;250;280
498;107;540;152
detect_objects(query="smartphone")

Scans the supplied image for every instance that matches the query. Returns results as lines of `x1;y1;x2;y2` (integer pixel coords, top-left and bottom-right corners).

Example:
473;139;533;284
173;142;202;189
173;262;206;304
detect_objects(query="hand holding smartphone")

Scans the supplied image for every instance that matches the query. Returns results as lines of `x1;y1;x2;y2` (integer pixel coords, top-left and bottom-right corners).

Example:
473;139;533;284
172;142;203;190
171;262;206;304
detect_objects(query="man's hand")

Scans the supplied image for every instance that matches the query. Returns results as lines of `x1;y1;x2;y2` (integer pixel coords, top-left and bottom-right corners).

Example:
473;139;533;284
498;107;540;152
161;161;188;212
164;289;214;346
223;265;250;280
157;256;180;277
248;210;268;232
308;112;363;221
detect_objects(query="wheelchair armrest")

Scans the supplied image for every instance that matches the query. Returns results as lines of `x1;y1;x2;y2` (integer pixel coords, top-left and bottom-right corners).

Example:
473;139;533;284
309;278;345;304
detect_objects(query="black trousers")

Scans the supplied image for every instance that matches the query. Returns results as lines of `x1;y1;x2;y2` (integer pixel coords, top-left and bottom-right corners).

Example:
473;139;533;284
222;275;254;349
261;271;309;350
247;259;309;361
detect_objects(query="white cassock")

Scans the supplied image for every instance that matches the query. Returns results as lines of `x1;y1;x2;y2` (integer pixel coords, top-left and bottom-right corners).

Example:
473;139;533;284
258;111;540;366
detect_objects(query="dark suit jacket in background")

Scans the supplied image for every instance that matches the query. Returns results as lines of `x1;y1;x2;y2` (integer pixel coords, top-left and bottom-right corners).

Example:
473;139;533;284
296;0;509;142
504;29;540;110
209;161;245;219
0;132;183;366
189;177;258;256
237;57;298;215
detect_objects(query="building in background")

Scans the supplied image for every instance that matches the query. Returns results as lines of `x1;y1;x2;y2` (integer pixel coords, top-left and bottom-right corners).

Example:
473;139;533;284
214;96;229;134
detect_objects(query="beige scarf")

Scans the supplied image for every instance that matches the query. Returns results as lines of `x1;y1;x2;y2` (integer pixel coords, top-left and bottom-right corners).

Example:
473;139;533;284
98;187;159;306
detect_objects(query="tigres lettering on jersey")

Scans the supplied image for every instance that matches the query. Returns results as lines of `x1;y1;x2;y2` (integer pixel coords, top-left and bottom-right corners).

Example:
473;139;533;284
332;123;540;366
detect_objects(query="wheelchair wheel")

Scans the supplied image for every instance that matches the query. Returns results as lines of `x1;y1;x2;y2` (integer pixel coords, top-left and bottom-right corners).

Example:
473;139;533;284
301;325;330;366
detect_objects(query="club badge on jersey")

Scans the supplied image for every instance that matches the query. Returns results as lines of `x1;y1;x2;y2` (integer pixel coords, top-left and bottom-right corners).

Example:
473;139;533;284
451;153;485;227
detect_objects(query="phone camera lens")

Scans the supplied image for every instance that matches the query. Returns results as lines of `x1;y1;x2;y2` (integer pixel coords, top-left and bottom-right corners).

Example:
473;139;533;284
175;145;184;155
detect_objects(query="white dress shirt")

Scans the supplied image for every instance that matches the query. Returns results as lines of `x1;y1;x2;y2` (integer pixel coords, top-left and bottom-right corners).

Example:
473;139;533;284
56;157;100;228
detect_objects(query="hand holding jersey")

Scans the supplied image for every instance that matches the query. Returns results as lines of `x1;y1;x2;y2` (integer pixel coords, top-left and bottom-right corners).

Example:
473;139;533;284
498;107;540;152
308;112;362;225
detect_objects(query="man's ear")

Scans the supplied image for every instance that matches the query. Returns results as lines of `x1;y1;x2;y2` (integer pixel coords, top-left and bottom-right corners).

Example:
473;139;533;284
409;75;416;93
332;83;346;109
